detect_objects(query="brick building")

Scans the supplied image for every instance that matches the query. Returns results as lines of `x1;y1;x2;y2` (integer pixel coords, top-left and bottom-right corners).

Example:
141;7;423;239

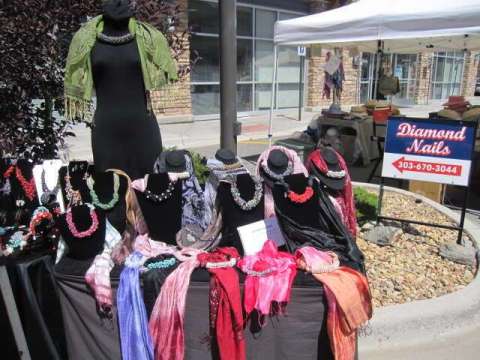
152;0;480;122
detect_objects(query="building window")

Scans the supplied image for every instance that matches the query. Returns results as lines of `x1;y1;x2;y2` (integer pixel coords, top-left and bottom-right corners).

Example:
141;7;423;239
189;0;303;116
430;51;465;100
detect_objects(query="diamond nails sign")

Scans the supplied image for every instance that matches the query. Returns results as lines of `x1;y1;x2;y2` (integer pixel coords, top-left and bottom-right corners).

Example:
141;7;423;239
381;117;476;186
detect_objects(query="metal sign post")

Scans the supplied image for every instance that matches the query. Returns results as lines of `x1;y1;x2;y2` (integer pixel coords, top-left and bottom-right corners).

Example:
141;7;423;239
297;46;306;122
377;116;478;245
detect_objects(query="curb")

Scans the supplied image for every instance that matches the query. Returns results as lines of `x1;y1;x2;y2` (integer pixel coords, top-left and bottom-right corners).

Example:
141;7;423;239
353;182;480;359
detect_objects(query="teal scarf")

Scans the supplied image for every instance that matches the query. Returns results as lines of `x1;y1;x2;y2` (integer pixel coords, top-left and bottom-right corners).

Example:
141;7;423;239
64;15;178;122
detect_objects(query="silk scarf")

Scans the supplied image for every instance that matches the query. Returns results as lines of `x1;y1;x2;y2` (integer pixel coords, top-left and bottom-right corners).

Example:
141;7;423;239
149;248;203;360
198;247;245;360
255;146;308;218
237;240;297;318
117;251;154;360
296;247;372;360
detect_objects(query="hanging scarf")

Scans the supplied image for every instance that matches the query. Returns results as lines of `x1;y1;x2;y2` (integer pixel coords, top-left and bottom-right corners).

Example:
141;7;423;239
84;220;122;315
64;15;178;122
237;240;296;318
204;159;248;225
255;146;308;218
307;149;357;237
296;247;372;360
149;248;203;360
117;251;155;360
275;195;364;272
198;247;245;360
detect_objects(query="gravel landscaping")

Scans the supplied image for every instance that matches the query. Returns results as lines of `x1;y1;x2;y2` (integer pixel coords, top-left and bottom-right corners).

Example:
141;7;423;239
357;189;477;308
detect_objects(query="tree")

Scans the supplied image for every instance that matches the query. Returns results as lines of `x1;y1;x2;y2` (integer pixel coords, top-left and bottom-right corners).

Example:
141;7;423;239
0;0;193;161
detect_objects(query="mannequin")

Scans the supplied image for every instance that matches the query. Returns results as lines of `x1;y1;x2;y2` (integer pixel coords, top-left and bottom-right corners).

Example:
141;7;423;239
33;159;65;211
89;0;162;179
87;170;128;234
261;149;290;180
216;173;264;254
56;204;106;260
134;153;185;244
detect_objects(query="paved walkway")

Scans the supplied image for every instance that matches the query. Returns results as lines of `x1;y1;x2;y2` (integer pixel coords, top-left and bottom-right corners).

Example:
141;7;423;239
65;97;480;161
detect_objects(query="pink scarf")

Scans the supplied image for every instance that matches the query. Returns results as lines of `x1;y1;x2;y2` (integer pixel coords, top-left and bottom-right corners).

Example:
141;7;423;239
255;146;308;218
149;248;203;360
296;247;372;360
237;240;297;318
306;149;357;237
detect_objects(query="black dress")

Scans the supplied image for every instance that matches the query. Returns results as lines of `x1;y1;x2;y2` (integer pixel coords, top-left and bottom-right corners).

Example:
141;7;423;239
91;38;162;180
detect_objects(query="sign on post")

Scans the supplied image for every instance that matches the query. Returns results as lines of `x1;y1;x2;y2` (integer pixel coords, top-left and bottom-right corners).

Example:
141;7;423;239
382;117;476;186
297;46;306;57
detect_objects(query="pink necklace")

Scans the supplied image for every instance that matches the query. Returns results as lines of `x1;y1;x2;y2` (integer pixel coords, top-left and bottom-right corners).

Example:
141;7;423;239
66;204;99;238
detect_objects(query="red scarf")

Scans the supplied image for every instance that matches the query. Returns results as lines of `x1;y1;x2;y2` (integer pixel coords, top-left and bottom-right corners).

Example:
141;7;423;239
198;247;245;360
307;150;357;237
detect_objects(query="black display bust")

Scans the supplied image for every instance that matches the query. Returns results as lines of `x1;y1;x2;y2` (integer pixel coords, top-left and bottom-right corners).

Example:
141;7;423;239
135;172;182;244
215;148;237;164
88;171;128;234
272;174;319;228
217;173;264;255
59;161;92;206
56;204;106;260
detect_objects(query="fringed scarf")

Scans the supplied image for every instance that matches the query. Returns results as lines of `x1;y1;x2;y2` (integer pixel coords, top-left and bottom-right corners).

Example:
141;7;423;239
307;149;357;237
117;251;155;360
84;220;122;315
198;247;245;360
64;15;177;122
237;240;296;319
255;146;308;218
296;247;372;360
149;248;203;360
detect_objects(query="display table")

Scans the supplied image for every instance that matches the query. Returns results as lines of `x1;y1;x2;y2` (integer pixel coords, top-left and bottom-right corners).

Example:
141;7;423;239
54;265;333;360
316;115;379;166
1;252;66;360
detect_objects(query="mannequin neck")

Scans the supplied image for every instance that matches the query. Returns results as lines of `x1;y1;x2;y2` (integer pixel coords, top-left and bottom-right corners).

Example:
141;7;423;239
102;15;131;36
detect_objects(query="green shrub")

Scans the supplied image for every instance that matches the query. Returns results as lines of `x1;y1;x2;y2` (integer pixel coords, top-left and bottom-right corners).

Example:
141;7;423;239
190;151;209;185
354;187;378;224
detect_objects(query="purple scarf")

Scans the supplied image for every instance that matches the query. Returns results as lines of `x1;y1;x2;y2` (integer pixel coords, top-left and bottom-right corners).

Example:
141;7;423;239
117;251;154;360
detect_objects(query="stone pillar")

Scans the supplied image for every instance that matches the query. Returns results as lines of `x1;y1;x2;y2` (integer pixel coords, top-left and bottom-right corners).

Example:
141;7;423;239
461;51;479;98
413;52;433;105
151;0;193;123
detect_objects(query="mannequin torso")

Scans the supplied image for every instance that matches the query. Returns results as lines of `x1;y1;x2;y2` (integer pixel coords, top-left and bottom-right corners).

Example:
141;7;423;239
90;13;162;179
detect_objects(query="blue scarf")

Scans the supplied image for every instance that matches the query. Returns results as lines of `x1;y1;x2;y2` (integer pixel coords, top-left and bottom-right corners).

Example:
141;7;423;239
117;251;154;360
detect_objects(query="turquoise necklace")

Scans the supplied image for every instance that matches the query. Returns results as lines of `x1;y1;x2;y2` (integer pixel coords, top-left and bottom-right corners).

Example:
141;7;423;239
146;257;177;270
87;173;120;210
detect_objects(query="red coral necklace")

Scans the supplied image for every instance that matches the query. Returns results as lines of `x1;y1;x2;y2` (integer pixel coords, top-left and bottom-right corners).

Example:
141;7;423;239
284;177;314;204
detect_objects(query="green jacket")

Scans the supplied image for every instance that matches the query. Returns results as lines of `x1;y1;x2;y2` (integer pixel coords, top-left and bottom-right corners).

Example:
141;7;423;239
64;15;178;122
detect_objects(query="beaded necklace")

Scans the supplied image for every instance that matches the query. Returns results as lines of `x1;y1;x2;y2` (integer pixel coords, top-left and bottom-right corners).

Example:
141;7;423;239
65;167;88;206
41;168;61;205
66;203;99;238
146;257;177;270
97;32;135;45
143;174;175;202
261;162;293;181
229;175;263;211
283;177;315;204
87;173;120;210
5;166;37;201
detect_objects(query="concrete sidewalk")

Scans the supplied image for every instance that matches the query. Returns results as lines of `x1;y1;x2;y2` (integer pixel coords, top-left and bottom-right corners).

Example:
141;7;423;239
64;97;480;160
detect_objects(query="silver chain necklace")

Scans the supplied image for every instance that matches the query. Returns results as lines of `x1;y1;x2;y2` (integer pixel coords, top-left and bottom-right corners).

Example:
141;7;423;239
97;32;135;45
143;174;176;203
41;169;61;205
229;175;263;211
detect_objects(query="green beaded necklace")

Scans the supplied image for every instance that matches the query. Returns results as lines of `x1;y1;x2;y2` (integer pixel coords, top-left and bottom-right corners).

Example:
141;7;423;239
87;173;120;210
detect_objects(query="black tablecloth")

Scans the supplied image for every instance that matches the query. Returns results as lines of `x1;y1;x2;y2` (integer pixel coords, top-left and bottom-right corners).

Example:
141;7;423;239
54;262;333;360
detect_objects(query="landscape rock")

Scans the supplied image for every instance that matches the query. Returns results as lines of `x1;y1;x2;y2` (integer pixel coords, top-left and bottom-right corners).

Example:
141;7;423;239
363;225;402;246
439;242;477;267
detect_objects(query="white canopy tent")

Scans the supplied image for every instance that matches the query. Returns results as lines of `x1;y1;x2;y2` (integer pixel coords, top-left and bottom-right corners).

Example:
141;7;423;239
267;0;480;142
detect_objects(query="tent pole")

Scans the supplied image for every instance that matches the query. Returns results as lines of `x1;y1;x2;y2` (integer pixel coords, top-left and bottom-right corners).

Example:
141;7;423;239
268;45;278;146
372;40;383;100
